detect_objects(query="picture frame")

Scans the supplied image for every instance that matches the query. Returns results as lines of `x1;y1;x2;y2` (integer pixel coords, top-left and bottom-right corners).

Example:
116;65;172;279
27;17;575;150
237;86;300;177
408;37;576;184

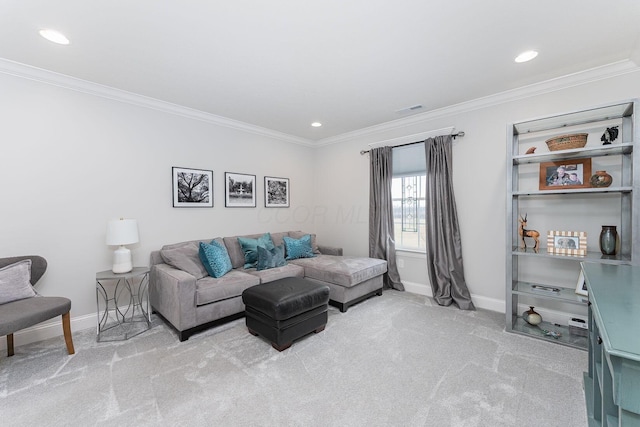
546;230;587;256
264;176;290;208
539;158;592;191
225;172;256;207
172;167;213;208
575;270;588;296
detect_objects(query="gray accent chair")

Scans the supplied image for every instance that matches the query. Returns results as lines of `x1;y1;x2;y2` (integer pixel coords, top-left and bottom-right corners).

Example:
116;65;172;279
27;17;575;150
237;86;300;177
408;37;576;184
0;256;75;358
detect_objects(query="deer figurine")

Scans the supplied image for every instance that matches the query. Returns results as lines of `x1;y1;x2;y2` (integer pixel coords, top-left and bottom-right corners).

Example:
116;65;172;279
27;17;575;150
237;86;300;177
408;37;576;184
518;214;540;251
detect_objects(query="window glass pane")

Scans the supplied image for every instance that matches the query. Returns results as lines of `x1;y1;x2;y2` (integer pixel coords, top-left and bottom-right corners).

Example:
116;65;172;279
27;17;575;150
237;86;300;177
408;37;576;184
392;144;426;251
392;175;426;251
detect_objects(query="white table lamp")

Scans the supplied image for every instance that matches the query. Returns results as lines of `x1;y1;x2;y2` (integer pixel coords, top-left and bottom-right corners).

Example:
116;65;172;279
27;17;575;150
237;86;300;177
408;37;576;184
106;218;139;273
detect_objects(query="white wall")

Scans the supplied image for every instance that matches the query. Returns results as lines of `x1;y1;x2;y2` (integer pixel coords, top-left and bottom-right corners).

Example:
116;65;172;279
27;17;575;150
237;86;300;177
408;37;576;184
0;70;317;344
314;69;640;314
3;61;640;347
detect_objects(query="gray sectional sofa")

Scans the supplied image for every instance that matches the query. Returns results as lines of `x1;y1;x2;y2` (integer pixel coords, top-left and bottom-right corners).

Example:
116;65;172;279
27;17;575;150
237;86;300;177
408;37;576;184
149;231;387;341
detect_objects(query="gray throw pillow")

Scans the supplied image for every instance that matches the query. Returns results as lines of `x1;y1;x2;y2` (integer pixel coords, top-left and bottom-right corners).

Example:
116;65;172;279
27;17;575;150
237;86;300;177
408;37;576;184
0;259;37;305
160;241;209;279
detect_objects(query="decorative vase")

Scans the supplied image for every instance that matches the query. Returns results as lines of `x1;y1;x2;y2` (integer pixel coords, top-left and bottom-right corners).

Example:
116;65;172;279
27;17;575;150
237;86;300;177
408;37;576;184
590;170;613;188
599;225;618;255
523;306;542;325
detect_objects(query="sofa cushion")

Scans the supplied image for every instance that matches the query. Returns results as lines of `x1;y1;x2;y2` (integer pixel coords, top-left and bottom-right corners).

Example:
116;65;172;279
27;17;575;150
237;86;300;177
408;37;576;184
290;255;388;288
283;234;316;260
198;240;233;278
257;244;287;271
161;241;210;279
247;263;305;284
270;232;289;248
223;232;309;268
288;231;321;254
237;233;275;269
195;270;260;306
0;259;37;305
224;233;266;269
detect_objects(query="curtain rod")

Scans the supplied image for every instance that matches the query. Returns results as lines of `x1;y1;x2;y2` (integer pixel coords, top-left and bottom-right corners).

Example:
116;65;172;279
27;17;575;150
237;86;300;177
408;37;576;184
359;131;465;155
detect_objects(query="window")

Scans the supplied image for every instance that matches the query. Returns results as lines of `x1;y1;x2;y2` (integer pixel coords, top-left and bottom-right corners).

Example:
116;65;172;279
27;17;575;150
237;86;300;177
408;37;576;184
392;144;426;251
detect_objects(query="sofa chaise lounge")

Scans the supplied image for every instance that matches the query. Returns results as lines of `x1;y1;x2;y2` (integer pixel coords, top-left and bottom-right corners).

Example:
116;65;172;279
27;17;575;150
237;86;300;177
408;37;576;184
149;231;387;341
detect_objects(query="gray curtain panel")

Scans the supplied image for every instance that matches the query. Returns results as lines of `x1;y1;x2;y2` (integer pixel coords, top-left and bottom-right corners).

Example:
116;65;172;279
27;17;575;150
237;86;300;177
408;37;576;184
369;147;404;290
424;136;475;310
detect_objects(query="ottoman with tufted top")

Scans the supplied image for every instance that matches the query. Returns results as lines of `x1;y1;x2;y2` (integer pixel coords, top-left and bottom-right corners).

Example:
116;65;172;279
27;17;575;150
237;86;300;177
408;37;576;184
241;277;330;351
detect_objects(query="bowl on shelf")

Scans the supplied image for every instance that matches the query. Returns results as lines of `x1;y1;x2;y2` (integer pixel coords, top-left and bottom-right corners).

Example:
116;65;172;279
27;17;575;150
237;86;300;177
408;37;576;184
545;133;588;151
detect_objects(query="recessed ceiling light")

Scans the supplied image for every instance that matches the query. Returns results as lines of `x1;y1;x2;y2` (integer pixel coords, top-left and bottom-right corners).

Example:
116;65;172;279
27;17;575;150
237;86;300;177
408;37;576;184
39;29;70;45
515;50;538;63
311;122;322;127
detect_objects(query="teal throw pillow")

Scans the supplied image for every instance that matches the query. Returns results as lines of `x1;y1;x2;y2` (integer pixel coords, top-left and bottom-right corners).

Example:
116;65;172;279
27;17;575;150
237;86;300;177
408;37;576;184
283;234;316;260
237;233;275;269
256;244;287;271
198;240;233;278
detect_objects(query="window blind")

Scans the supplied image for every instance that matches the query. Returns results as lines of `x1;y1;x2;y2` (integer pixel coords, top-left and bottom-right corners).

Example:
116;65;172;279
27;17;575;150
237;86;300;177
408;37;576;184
392;143;426;177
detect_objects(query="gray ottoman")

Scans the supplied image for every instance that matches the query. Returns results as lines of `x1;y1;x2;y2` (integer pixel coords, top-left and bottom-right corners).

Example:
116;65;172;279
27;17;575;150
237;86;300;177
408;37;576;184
241;277;330;351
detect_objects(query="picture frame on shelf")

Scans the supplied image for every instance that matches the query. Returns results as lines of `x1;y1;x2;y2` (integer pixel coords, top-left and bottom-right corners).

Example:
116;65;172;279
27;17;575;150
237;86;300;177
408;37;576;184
172;167;213;208
575;270;587;296
225;172;256;207
547;231;587;256
264;176;290;208
539;158;592;191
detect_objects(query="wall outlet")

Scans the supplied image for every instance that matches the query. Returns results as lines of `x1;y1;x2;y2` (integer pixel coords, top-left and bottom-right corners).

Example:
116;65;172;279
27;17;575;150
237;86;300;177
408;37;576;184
397;259;405;268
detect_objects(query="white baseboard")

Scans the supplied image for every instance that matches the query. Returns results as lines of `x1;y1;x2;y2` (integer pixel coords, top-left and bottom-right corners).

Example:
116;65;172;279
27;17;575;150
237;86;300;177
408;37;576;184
0;312;96;351
403;281;586;327
1;299;157;351
402;280;431;296
403;281;505;313
2;284;584;351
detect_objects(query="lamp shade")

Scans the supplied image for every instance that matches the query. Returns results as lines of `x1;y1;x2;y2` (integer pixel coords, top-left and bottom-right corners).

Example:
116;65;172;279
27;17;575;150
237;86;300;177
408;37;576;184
106;219;139;246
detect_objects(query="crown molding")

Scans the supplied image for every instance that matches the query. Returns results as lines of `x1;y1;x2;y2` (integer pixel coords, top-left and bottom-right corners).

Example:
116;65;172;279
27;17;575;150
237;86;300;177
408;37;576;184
315;60;640;147
0;58;314;147
3;57;637;148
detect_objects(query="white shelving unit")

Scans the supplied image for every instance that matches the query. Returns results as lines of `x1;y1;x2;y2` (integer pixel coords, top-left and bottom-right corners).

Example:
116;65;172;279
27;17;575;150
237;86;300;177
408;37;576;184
506;99;638;350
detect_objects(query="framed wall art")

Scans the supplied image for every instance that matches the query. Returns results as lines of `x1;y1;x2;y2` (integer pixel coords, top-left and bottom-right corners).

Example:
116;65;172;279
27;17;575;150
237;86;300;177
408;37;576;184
264;176;290;208
225;172;256;207
547;230;587;256
172;167;213;208
539;158;592;191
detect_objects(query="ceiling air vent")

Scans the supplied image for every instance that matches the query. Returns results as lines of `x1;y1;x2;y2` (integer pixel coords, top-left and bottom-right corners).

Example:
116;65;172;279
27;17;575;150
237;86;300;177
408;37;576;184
395;104;423;115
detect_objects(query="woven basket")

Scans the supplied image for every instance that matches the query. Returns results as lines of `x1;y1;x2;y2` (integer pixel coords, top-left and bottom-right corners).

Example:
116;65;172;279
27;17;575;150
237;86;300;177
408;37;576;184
545;133;588;151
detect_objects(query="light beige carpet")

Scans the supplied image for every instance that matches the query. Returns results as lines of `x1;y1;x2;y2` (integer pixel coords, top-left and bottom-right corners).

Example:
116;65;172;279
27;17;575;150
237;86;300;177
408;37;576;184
0;291;587;426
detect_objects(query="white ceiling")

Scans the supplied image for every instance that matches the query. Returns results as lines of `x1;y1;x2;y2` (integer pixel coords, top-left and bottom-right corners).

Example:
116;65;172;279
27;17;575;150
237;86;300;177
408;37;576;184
2;0;640;143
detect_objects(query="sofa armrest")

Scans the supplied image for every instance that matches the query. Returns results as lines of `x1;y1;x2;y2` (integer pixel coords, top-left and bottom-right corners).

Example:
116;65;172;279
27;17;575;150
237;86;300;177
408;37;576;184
317;245;343;256
149;263;197;331
149;250;164;266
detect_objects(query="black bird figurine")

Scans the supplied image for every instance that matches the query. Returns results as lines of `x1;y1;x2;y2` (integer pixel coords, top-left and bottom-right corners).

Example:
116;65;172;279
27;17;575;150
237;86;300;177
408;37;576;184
601;126;619;145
